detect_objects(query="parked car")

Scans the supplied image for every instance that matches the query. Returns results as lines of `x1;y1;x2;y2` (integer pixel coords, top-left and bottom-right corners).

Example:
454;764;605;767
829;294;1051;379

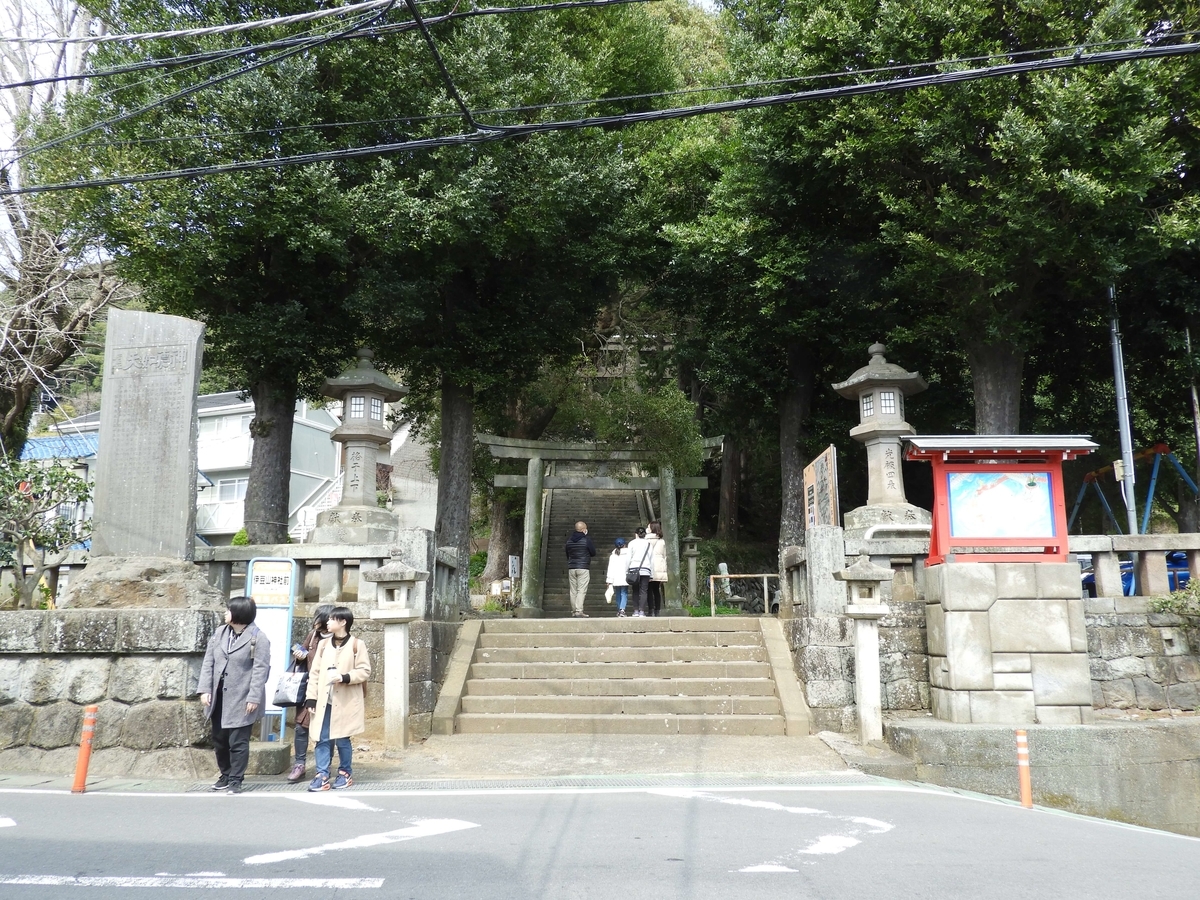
1080;551;1189;597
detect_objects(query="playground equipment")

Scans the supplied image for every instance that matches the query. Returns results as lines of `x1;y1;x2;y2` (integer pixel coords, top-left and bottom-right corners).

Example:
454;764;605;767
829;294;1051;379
1068;443;1199;535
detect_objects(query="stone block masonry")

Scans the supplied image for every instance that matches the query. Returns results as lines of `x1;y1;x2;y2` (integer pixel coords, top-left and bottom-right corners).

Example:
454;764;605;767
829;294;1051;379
1085;596;1200;712
0;609;221;777
927;562;1093;725
288;600;461;742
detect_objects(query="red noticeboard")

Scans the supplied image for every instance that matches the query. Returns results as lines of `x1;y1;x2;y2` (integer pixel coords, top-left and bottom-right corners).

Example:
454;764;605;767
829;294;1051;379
905;436;1097;566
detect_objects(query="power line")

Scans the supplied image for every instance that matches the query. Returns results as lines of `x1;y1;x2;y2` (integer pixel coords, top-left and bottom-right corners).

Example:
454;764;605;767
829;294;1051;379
0;0;397;44
5;5;398;172
18;29;1187;156
0;0;661;92
401;0;488;132
9;37;1200;196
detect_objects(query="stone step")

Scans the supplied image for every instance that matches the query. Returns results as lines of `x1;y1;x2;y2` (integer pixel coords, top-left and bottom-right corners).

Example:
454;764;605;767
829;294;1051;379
472;645;767;664
463;676;780;697
455;712;787;735
478;631;763;649
460;694;783;715
468;660;773;680
481;616;761;634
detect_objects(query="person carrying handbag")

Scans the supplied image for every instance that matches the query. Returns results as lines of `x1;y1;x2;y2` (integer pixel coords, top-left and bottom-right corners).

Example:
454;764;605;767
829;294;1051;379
285;604;333;783
624;527;654;618
303;606;371;791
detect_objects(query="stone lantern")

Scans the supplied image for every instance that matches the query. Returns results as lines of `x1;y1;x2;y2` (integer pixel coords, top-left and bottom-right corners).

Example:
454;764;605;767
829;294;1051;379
682;533;700;605
832;342;931;535
311;348;407;545
834;554;894;745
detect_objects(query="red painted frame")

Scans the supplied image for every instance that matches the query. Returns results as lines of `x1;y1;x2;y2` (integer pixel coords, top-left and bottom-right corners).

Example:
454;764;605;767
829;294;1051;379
906;445;1092;566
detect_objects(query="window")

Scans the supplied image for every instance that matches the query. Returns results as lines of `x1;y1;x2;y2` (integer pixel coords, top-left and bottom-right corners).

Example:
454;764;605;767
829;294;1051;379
217;478;248;502
350;396;365;418
199;418;218;435
370;397;383;420
239;414;252;433
861;393;874;417
880;391;896;414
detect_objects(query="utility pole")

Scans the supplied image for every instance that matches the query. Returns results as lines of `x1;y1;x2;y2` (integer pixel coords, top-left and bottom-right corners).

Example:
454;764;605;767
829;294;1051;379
1187;328;1200;475
1110;286;1139;535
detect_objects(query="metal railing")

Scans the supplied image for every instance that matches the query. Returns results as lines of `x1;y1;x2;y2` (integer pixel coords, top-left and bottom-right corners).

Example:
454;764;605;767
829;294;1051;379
708;572;780;617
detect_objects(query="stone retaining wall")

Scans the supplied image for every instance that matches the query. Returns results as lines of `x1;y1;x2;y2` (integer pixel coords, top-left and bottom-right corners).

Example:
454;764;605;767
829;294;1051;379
1085;597;1200;711
790;561;930;732
0;609;220;777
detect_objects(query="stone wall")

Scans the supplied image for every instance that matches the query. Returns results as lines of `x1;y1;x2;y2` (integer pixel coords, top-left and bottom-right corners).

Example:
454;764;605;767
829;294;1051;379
789;560;930;733
0;609;220;777
885;717;1200;837
1085;596;1200;711
289;600;462;743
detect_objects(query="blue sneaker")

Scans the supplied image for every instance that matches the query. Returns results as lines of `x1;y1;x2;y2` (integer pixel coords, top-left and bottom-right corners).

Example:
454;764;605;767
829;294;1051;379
307;774;330;792
331;770;353;790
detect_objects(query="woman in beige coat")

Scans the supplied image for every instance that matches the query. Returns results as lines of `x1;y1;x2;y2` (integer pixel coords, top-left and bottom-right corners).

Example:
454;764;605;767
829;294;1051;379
303;606;371;791
647;521;669;617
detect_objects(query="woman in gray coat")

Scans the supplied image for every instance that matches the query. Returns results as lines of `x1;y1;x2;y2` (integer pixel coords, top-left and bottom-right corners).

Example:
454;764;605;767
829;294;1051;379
198;598;271;793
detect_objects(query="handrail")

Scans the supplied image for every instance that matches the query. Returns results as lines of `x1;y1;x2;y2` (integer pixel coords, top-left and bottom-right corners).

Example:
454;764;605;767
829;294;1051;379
708;572;780;617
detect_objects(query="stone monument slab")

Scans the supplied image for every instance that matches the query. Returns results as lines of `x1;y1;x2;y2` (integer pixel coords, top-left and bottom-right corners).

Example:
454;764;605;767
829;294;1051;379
90;308;204;559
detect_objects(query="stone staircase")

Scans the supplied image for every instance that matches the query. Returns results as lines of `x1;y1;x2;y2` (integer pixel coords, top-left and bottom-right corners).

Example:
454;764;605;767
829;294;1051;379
450;616;807;735
541;488;643;617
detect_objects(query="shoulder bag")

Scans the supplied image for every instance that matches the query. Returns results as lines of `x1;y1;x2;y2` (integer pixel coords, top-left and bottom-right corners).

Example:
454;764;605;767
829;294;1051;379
627;545;651;586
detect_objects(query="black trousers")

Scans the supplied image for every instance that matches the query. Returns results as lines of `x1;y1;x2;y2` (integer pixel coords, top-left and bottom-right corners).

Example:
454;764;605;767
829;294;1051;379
211;683;252;783
633;574;651;615
648;581;663;616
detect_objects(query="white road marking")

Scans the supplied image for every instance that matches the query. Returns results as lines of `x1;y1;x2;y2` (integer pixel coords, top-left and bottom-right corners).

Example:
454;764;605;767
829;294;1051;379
285;794;380;811
650;789;892;866
0;875;382;888
800;835;860;855
0;817;15;828
243;818;479;865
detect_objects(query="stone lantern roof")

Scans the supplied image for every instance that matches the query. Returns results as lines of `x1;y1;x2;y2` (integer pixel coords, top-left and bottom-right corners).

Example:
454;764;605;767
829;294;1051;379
831;343;928;400
321;348;407;403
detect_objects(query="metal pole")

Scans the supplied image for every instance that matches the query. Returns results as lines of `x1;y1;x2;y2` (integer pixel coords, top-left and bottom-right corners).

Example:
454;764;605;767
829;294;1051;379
1187;328;1200;479
1110;287;1139;535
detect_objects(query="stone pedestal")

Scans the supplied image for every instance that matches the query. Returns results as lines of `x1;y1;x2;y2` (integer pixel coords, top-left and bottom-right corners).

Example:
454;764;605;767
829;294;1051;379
846;603;889;744
369;609;420;751
926;561;1093;725
843;503;932;537
311;505;399;545
60;556;226;609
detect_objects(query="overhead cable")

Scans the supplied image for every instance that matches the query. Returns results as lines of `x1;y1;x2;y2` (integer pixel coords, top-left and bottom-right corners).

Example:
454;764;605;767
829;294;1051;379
5;4;397;171
9;37;1200;196
0;0;660;92
0;0;398;44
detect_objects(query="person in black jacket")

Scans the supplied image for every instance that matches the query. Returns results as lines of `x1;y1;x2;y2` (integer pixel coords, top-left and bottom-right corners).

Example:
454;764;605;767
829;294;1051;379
565;521;596;617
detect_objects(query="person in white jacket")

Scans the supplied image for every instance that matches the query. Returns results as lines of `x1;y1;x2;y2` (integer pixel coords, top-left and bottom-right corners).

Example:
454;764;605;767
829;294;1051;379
605;538;631;617
625;527;654;617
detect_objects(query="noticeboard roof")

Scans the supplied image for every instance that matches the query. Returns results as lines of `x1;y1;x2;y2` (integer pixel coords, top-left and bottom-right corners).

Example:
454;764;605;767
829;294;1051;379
905;434;1098;460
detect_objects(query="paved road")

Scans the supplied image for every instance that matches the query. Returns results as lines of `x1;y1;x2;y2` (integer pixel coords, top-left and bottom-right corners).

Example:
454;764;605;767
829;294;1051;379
1;778;1196;898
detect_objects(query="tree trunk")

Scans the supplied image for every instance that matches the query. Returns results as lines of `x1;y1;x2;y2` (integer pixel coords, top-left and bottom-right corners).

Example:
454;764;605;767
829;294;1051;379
244;375;297;544
717;436;740;541
779;341;814;550
967;340;1024;435
480;492;522;584
436;376;474;611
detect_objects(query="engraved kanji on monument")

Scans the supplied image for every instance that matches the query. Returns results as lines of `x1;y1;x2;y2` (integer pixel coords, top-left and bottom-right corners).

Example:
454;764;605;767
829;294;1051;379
90;308;204;558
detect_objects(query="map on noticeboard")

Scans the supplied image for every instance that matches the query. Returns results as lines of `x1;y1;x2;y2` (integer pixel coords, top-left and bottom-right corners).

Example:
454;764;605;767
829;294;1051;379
947;471;1055;538
803;445;839;529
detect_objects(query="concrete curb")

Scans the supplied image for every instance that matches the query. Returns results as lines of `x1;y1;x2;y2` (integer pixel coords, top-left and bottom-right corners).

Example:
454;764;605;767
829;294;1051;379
431;619;482;735
759;617;812;736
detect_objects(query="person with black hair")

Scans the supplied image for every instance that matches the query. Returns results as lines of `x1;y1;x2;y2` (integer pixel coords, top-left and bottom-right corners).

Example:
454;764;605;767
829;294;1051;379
303;606;371;791
198;598;271;794
286;603;334;784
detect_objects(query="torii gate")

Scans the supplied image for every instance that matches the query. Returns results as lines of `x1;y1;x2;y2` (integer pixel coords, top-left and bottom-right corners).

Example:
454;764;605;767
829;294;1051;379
478;434;722;616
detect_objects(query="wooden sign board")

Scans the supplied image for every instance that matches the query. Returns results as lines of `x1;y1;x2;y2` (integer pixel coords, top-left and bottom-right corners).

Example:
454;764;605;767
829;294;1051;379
803;445;840;529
